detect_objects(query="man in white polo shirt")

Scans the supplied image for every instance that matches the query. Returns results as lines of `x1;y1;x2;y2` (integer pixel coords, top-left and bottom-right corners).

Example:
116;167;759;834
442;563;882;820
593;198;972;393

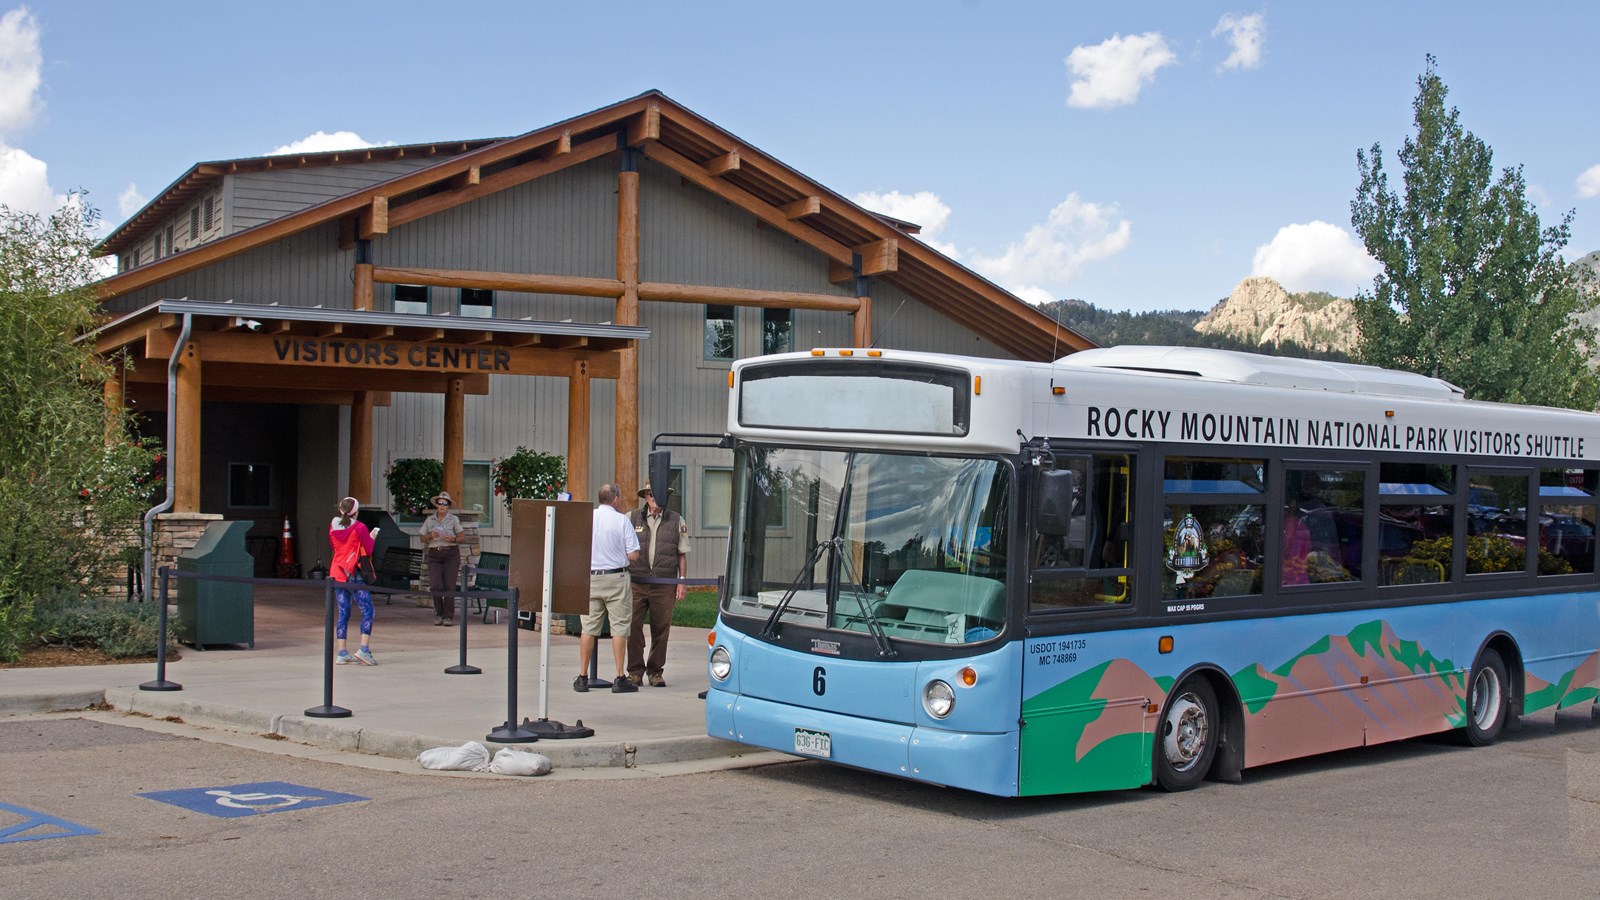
576;483;641;693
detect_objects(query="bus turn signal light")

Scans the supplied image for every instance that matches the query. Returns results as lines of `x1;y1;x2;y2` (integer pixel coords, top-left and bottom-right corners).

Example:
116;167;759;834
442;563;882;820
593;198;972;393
1158;635;1173;654
960;666;977;687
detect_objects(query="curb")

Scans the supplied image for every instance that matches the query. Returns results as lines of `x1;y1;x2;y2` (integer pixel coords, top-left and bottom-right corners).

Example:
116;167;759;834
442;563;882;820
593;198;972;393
17;686;763;771
0;689;106;716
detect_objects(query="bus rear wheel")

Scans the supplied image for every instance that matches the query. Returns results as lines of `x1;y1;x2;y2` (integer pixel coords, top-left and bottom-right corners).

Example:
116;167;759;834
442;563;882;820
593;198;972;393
1154;678;1219;791
1458;648;1508;747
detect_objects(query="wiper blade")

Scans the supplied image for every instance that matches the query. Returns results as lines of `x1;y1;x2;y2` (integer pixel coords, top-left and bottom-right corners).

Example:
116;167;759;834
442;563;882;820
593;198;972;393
836;542;895;659
759;537;831;639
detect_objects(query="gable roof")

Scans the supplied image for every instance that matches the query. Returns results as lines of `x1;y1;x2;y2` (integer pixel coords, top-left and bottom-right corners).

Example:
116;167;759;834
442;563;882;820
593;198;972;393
93;91;1093;360
98;137;504;258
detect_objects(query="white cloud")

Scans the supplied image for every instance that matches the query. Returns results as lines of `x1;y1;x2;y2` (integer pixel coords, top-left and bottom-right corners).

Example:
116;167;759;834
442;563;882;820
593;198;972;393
0;7;41;136
853;189;959;257
0;143;56;213
971;194;1132;304
1065;32;1176;110
1212;12;1265;71
1577;164;1600;200
1250;221;1379;294
0;7;58;214
267;130;395;156
117;183;146;218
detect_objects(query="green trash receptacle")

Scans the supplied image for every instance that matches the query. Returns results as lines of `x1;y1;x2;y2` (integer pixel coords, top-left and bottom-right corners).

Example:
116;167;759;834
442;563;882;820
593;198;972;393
176;520;256;649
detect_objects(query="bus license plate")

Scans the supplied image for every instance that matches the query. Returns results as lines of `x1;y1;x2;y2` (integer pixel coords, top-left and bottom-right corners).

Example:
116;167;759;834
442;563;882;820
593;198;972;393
794;728;832;758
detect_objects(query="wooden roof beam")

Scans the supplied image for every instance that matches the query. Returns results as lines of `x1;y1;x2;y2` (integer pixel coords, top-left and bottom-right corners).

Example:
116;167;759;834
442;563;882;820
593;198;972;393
371;265;623;298
642;142;852;266
706;150;740;177
626;101;661;146
451;166;481;190
387;134;614;229
638;282;859;312
783;196;821;219
358;196;388;238
856;238;898;276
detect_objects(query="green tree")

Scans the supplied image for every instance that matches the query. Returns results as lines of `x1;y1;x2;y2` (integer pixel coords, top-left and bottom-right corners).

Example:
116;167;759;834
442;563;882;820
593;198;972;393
1350;56;1600;409
0;198;156;624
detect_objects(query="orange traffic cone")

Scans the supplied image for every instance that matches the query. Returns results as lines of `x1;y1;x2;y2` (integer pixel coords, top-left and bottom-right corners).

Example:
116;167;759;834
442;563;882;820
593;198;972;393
276;516;298;578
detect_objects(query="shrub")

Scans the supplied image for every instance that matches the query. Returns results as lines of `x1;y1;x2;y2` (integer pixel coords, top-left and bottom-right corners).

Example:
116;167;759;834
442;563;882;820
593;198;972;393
31;591;181;659
0;594;34;664
385;458;443;518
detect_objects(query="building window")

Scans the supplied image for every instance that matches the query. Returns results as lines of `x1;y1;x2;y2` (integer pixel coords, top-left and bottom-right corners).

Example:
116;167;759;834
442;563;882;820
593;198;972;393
153;233;162;260
189;208;199;241
165;224;175;254
464;461;494;529
203;195;215;231
132;248;141;267
762;308;793;355
228;463;273;508
393;284;429;315
459;288;494;318
704;304;736;361
703;467;732;529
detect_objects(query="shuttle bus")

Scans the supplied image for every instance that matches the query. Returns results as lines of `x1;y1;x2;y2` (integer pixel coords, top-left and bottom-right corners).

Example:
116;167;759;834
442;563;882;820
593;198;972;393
703;345;1600;796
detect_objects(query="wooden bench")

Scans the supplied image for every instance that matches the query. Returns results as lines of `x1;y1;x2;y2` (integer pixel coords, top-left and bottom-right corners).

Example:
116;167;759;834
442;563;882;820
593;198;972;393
376;547;424;603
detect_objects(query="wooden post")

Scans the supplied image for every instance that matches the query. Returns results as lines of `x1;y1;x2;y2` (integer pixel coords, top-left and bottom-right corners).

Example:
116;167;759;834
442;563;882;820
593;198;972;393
853;295;873;348
443;377;464;502
567;358;591;501
175;342;202;512
353;263;374;311
349;390;373;501
103;371;123;444
615;169;641;498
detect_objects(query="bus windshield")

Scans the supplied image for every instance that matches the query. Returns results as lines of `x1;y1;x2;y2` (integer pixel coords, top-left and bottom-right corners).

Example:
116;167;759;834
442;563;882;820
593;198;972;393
724;446;1010;645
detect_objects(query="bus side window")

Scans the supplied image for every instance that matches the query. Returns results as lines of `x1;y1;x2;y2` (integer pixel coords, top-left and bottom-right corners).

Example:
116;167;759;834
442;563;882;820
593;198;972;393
1032;454;1134;611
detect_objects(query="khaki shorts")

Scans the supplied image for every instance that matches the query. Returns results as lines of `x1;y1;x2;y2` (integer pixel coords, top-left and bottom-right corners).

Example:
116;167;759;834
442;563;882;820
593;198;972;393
581;572;632;637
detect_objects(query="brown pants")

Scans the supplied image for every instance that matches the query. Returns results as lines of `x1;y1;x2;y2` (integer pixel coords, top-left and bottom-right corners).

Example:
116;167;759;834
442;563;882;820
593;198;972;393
426;547;461;619
626;582;676;679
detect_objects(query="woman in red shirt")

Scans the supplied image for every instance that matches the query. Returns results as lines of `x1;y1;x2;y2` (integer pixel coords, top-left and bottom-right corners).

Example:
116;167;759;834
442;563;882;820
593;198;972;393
329;497;378;665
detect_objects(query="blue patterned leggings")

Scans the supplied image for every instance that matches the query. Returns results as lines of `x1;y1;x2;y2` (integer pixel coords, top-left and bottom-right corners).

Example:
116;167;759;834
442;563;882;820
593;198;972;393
336;572;375;639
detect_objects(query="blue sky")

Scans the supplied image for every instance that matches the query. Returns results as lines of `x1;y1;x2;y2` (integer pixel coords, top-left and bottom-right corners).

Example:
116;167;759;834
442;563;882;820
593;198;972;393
3;1;1598;313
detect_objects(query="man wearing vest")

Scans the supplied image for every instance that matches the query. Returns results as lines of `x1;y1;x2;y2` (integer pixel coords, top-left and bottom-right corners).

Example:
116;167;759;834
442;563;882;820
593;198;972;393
626;483;689;687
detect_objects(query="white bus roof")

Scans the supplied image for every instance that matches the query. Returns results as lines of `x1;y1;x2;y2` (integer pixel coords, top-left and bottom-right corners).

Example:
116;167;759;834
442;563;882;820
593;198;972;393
1056;346;1465;402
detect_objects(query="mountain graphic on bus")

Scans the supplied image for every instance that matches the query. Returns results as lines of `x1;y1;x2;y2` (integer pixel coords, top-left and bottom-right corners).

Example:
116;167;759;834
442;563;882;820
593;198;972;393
1020;619;1600;795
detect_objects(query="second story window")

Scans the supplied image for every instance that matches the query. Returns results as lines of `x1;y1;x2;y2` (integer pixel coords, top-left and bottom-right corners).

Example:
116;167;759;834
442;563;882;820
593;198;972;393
762;308;793;355
189;208;199;241
393;284;429;315
203;195;215;231
704;304;736;361
459;288;494;318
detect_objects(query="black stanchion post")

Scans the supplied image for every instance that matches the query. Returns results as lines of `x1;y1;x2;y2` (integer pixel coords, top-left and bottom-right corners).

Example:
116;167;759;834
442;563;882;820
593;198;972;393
139;567;181;691
487;586;539;742
305;577;351;718
446;562;480;675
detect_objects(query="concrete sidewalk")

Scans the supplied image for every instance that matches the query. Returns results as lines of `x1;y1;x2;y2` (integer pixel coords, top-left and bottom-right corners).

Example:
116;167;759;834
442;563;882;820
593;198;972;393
0;584;779;776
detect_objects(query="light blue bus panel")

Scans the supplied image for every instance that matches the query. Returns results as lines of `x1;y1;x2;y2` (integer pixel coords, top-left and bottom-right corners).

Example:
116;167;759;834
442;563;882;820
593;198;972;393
707;625;1025;796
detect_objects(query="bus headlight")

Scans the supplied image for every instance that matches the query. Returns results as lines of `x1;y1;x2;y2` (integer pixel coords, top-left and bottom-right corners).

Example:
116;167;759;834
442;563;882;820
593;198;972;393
922;679;955;719
709;646;732;681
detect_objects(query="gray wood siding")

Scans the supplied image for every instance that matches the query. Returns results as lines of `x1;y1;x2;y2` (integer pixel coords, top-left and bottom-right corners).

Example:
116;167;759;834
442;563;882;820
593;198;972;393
228;159;441;232
105;154;1025;577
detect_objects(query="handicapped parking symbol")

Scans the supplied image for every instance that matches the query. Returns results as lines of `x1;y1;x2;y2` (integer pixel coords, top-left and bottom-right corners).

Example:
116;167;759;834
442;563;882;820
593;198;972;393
140;782;368;818
204;789;317;812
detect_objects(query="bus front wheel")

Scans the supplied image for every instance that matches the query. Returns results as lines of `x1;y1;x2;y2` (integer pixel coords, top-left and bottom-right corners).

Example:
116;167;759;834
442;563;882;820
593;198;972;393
1154;678;1219;791
1459;648;1508;747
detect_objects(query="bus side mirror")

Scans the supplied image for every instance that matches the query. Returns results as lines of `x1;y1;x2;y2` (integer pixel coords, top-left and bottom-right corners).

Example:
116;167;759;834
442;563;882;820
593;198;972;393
648;450;673;501
1035;470;1075;536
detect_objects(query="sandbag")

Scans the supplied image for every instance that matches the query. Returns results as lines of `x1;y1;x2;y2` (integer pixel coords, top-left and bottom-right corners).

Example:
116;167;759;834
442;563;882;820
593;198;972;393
417;741;491;771
489;747;553;776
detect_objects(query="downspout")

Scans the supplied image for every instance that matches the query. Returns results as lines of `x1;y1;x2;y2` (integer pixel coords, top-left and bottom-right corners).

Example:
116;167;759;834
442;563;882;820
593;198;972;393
142;310;193;602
